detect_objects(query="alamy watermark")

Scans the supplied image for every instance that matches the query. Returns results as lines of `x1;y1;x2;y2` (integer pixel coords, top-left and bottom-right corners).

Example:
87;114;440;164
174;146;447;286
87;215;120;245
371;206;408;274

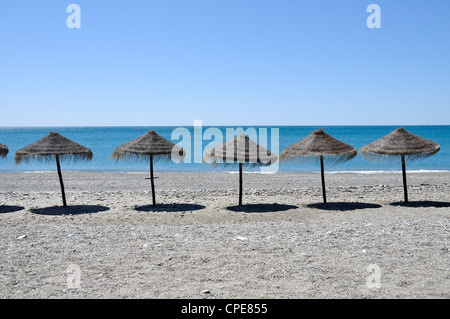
66;4;81;29
367;4;381;29
66;4;381;30
171;120;280;173
366;264;381;289
67;263;81;289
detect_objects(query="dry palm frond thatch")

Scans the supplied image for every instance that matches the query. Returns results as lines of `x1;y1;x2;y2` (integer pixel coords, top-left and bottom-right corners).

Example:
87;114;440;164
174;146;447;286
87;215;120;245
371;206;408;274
360;127;440;203
280;129;357;164
0;143;8;159
203;133;278;167
15;132;93;207
15;132;93;164
280;129;357;203
111;130;184;163
360;127;440;161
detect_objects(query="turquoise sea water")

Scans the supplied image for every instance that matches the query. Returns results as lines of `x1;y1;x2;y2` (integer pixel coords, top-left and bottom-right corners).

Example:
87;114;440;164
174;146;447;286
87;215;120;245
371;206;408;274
0;126;448;173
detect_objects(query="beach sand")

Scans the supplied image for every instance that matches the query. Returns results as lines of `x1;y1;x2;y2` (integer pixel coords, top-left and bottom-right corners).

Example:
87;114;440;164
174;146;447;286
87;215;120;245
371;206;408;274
0;171;449;298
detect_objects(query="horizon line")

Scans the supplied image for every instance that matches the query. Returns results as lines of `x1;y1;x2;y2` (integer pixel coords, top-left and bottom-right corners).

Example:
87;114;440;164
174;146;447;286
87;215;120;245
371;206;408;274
0;124;449;128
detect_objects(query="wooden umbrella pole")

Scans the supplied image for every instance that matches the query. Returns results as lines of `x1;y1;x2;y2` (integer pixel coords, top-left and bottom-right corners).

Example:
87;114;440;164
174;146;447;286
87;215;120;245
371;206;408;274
401;155;408;203
150;154;156;206
320;155;327;204
55;154;67;207
239;162;243;206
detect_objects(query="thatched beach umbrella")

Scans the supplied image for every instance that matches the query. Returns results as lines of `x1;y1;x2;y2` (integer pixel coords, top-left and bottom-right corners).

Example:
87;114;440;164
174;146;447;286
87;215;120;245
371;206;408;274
0;144;8;158
15;132;93;207
280;129;357;204
361;127;440;203
111;130;184;206
203;133;278;206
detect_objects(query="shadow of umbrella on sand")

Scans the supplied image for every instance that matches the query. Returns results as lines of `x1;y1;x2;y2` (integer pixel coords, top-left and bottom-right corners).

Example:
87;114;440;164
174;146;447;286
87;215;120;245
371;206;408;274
0;205;25;214
0;143;8;159
135;203;205;213
111;130;185;206
307;202;382;211
390;201;450;208
361;128;440;203
203;133;278;206
280;129;357;204
226;203;298;213
15;132;93;207
30;205;109;216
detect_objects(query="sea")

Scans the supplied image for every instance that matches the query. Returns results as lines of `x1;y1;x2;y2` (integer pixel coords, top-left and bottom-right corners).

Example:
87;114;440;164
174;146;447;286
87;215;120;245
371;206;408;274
0;126;448;174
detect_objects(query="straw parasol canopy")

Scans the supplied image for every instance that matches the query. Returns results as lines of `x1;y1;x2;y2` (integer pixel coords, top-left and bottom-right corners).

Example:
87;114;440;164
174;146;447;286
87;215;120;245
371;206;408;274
280;129;357;203
111;130;185;206
360;128;440;160
0;143;8;158
280;129;357;163
360;127;440;203
203;133;278;206
15;132;93;207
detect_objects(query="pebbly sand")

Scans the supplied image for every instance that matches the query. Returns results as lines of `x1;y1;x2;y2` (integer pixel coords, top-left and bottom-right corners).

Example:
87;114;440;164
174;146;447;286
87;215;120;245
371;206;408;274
0;171;449;298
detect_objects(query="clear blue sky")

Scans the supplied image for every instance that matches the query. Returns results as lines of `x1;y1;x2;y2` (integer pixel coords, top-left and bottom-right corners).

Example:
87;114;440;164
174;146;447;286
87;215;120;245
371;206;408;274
0;0;449;126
